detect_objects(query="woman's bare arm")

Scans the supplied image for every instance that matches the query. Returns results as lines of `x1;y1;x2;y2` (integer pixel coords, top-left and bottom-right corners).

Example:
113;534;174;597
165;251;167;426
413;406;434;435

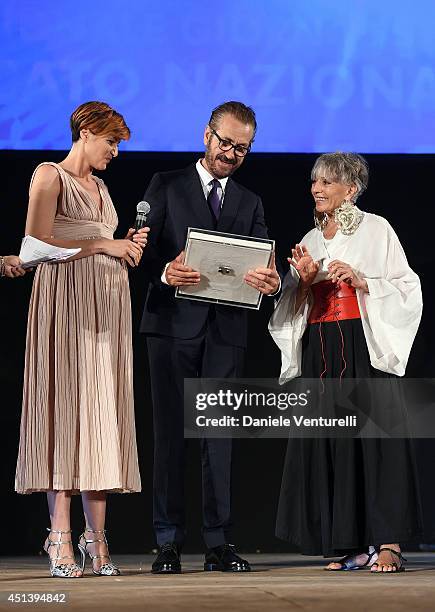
25;165;106;259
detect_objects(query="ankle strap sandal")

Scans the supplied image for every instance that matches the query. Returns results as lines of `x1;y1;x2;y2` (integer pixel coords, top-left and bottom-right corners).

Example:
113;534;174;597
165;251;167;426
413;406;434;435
78;528;121;576
44;528;82;578
371;547;407;574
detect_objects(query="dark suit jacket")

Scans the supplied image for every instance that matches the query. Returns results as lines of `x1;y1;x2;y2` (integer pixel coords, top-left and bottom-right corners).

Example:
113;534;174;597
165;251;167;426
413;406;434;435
140;163;269;347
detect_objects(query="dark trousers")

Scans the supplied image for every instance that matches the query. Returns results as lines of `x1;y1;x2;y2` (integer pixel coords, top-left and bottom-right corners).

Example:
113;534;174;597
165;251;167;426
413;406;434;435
147;313;245;548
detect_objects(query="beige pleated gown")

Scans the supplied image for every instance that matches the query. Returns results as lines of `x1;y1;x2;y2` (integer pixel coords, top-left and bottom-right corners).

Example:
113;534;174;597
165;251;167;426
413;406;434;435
15;162;141;494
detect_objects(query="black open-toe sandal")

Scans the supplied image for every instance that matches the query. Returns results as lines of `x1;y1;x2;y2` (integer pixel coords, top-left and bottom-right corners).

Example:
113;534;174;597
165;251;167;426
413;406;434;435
370;547;406;574
325;548;378;571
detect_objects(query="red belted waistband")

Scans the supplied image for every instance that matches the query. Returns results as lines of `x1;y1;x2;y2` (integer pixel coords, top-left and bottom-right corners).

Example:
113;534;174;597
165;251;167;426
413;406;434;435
308;280;360;324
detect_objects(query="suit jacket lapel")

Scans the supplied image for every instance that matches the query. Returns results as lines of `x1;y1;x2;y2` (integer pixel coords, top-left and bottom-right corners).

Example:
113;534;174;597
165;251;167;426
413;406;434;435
181;164;215;229
217;178;241;233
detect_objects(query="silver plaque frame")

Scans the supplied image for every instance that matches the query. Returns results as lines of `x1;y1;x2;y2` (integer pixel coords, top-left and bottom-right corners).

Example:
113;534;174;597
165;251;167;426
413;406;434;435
175;228;274;310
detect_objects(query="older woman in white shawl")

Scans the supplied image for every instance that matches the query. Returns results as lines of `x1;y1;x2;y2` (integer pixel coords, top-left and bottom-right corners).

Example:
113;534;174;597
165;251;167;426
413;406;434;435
269;152;422;573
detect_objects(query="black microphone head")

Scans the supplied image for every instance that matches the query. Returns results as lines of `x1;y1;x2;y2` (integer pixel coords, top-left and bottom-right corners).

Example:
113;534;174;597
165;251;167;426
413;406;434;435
137;201;151;215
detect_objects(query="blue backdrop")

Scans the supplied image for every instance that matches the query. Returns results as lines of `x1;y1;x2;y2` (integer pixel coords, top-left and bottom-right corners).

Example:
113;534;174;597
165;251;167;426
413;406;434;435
1;0;434;152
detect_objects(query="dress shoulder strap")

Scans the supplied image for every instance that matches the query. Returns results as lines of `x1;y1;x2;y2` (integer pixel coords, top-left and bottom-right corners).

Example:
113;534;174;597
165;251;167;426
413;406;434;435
29;161;70;193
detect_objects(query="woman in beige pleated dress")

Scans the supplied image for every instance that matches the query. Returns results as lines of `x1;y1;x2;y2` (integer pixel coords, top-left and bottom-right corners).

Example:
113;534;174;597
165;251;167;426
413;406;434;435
15;101;148;578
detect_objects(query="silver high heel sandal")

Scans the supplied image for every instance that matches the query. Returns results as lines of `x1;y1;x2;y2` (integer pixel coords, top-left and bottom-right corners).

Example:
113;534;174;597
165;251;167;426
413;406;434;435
78;528;121;576
43;528;83;578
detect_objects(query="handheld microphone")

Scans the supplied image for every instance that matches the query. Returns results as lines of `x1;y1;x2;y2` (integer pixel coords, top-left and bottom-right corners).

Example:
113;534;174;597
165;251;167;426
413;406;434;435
134;201;151;231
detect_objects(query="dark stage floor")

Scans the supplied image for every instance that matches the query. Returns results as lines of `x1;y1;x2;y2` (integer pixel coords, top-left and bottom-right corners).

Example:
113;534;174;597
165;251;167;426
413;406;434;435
1;553;435;611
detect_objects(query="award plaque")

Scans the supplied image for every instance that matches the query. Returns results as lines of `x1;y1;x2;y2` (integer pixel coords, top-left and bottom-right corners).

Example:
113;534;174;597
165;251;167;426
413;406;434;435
175;228;274;310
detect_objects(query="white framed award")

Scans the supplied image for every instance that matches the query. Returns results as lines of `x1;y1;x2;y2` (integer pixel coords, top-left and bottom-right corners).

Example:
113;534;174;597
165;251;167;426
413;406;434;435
175;228;274;310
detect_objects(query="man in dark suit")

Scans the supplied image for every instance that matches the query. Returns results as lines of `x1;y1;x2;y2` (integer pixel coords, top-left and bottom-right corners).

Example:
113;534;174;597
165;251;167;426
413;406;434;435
141;101;279;573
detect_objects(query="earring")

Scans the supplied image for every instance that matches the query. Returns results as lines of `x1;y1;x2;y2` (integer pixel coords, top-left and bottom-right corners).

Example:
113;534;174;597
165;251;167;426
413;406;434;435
314;209;328;232
334;200;364;235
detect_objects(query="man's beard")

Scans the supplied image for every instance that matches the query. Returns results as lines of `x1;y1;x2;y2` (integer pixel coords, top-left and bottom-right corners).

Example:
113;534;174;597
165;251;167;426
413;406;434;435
204;148;238;179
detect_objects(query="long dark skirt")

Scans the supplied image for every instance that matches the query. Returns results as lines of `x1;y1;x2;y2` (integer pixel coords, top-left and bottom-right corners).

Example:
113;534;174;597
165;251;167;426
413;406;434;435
275;319;422;556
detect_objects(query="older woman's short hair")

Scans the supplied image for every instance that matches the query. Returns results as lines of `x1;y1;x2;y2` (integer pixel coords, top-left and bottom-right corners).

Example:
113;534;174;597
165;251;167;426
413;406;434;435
311;152;369;201
70;101;130;143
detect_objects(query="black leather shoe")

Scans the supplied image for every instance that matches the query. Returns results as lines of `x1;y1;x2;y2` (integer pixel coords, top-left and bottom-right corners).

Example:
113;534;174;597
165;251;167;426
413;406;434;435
204;544;251;572
151;542;181;574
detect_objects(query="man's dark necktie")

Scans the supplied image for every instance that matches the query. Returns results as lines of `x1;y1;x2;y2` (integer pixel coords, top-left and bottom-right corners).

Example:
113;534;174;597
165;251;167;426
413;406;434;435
207;179;221;221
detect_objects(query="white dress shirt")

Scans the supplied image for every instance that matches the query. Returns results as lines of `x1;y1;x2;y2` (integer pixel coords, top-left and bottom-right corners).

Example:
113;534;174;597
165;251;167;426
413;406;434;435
195;158;228;203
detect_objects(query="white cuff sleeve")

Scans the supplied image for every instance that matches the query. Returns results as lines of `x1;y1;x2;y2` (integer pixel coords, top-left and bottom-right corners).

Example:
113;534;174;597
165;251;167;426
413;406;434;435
267;276;282;297
161;262;170;284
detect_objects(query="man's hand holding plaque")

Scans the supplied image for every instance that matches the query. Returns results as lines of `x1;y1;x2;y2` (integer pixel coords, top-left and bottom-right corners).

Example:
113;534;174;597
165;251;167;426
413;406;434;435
165;251;200;287
244;252;280;295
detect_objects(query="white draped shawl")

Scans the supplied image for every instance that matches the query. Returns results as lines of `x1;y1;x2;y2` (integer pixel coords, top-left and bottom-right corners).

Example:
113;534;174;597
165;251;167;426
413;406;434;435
269;213;422;383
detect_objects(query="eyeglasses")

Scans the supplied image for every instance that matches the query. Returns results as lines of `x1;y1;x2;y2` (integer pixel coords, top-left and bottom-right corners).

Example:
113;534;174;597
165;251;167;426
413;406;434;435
210;129;251;157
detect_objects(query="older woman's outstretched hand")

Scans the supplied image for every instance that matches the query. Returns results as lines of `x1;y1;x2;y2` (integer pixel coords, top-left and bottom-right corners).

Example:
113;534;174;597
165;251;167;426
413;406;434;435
288;244;319;287
327;260;368;292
